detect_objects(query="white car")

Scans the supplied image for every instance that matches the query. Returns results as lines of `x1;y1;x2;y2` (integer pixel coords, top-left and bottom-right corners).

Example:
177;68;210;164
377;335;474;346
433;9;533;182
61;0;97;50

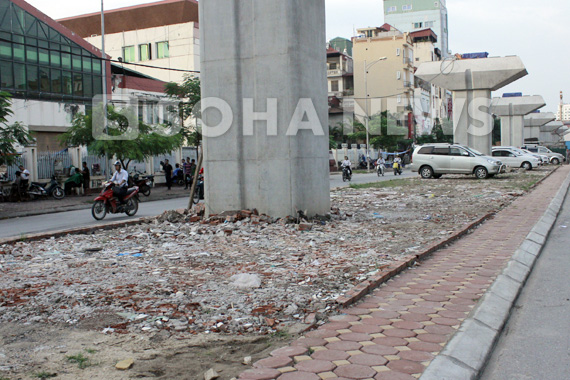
520;149;549;165
491;148;540;170
496;146;544;167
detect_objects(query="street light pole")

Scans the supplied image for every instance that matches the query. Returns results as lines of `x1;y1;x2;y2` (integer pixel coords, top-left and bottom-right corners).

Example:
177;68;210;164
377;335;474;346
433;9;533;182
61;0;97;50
363;57;387;172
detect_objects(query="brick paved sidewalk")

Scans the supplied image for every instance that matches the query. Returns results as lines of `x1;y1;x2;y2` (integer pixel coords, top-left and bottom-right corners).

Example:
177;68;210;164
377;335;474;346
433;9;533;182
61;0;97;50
238;166;570;380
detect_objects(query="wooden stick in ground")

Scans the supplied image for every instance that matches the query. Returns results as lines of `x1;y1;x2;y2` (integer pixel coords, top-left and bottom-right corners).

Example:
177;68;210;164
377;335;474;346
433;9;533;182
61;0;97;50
187;151;203;210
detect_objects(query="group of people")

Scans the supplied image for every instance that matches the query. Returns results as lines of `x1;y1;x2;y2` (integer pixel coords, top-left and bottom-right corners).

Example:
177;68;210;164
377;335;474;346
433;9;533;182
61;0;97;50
341;155;402;175
64;162;90;196
161;157;200;190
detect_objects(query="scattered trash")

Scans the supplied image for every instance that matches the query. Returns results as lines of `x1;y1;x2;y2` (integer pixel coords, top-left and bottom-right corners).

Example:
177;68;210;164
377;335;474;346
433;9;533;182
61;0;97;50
115;358;134;370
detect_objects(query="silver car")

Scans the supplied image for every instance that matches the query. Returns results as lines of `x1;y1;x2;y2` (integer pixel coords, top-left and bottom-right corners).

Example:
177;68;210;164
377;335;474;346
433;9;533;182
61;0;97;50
410;143;505;179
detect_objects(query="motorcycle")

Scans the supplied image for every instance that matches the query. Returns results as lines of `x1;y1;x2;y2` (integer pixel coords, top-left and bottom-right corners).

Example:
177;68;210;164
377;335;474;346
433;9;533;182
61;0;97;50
130;171;153;197
393;161;402;175
342;166;352;182
28;175;65;200
91;181;140;220
191;174;205;204
376;163;385;177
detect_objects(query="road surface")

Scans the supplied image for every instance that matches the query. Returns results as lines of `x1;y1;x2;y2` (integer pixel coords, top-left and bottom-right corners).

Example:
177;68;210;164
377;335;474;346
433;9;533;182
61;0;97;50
0;170;418;239
480;192;570;380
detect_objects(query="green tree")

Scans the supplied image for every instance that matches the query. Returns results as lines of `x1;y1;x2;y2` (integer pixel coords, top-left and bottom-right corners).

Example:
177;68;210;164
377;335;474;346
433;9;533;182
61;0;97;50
164;75;201;147
0;91;34;166
369;111;409;152
60;105;184;170
416;118;454;145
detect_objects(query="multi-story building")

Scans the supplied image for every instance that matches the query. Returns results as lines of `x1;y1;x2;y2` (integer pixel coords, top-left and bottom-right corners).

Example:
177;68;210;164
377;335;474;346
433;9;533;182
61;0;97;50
383;0;449;57
0;0;109;153
557;104;570;121
327;46;354;130
409;28;450;135
58;0;199;84
352;24;414;123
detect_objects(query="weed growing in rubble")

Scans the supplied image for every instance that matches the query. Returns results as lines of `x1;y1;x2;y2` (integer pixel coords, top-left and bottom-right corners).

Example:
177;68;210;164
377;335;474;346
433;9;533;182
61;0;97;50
271;329;290;338
66;353;91;369
349;178;413;189
84;348;97;354
32;372;57;379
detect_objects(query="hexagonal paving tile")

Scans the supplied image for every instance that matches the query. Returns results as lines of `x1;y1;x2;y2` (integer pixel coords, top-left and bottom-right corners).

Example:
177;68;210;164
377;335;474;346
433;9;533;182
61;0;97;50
311;349;350;361
386;359;426;374
334;363;377;379
326;341;363;351
270;346;308;357
253;355;293;369
295;359;336;373
348;353;388;366
338;332;373;342
239;368;282;379
374;371;417;380
277;371;320;380
361;344;399;356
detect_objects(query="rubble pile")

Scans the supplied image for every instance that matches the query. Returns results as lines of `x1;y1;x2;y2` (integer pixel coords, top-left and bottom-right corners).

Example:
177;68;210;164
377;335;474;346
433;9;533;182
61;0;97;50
0;171;549;336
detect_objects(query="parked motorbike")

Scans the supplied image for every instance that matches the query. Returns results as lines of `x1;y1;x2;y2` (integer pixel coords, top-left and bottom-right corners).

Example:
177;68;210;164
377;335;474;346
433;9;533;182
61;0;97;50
28;176;65;200
130;171;153;196
342;166;352;182
91;181;140;220
192;174;205;204
393;161;402;175
376;163;385;177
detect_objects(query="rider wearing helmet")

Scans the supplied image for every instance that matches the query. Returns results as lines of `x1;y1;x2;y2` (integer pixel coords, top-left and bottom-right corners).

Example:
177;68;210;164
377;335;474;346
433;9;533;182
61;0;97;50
110;161;129;203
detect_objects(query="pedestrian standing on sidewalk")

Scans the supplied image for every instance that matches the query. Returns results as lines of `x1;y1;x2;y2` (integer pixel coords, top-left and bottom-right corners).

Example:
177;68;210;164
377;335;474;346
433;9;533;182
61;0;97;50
566;148;569;164
182;158;193;189
81;162;90;196
163;159;173;190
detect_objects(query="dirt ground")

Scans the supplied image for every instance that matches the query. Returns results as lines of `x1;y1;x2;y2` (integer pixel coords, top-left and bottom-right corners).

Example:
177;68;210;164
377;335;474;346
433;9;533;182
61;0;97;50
0;167;555;380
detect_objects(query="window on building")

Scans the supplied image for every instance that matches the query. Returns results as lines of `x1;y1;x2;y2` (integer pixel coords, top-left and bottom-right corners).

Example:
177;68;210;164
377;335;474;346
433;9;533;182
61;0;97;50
402;4;412;11
329;62;337;70
156;41;169;59
396;48;401;56
0;60;14;89
123;46;135;63
387;6;397;12
425;21;434;28
139;43;151;61
435;2;439;7
396;71;401;80
331;80;339;92
397;95;402;104
414;22;423;29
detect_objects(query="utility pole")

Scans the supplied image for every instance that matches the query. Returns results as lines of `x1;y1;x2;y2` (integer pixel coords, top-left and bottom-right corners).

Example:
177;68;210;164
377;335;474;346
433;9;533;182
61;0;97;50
101;0;109;178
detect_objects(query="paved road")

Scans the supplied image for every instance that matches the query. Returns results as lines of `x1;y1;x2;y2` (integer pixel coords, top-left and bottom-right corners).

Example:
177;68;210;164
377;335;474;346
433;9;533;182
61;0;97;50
480;192;570;380
0;171;418;240
330;168;416;188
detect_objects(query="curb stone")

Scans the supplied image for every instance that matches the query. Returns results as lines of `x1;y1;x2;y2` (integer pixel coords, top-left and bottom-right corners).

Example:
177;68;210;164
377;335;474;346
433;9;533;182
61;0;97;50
420;167;570;380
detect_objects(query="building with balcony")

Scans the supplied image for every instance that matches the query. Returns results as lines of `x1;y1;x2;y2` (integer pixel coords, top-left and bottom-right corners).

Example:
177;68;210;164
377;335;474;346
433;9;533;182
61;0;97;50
409;28;451;135
58;0;199;84
383;0;450;57
352;24;414;122
327;46;354;131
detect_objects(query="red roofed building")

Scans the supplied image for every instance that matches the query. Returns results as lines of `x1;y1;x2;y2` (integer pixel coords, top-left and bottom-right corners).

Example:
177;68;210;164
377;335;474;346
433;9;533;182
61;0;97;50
58;0;199;83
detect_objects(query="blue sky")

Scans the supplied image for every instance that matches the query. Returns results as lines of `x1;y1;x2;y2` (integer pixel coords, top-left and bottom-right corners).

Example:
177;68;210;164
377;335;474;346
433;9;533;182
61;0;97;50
27;0;569;114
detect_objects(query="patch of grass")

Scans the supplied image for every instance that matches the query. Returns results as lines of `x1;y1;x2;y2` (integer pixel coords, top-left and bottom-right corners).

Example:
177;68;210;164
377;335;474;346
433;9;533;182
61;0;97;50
32;371;57;379
66;353;91;369
271;329;290;338
349;178;413;190
84;348;97;354
18;233;28;242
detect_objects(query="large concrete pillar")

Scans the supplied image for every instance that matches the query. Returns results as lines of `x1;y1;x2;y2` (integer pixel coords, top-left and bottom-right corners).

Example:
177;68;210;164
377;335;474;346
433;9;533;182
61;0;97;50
540;121;564;145
524;112;555;141
415;57;527;155
490;95;545;147
200;0;330;217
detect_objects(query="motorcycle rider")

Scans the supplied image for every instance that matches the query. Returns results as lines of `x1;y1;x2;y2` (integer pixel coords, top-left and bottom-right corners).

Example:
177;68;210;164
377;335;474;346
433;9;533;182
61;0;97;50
110;161;129;203
376;156;386;174
341;156;352;176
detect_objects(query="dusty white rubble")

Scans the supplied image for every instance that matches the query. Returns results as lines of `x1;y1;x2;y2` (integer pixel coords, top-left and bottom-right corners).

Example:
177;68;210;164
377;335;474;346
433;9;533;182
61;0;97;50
0;170;548;337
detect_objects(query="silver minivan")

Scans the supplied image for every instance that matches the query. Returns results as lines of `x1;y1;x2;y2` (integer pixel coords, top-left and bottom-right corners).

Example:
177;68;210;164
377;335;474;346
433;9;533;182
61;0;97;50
410;143;505;179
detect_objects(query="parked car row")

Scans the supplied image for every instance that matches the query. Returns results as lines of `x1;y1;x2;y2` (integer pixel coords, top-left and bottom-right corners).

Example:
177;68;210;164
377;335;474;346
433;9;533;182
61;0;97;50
410;143;564;180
